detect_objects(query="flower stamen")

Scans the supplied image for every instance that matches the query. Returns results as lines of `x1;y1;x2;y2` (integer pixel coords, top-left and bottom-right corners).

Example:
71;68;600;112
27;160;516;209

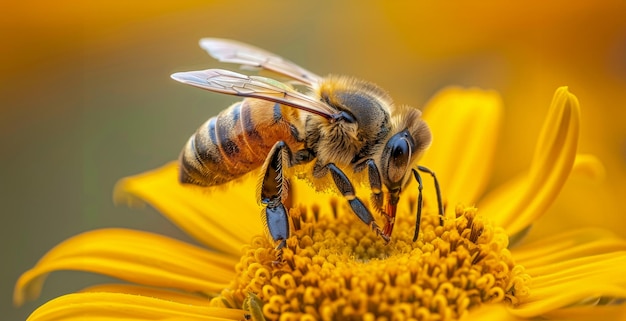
211;199;530;320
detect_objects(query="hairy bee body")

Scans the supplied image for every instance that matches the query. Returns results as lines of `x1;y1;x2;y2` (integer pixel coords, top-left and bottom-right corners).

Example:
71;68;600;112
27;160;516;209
179;99;304;186
171;38;443;248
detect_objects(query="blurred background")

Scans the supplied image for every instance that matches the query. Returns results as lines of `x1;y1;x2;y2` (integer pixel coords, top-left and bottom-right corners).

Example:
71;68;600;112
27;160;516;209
3;1;625;319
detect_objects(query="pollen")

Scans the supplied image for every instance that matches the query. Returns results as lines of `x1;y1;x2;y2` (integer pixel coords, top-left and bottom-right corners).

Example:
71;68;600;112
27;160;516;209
211;199;530;320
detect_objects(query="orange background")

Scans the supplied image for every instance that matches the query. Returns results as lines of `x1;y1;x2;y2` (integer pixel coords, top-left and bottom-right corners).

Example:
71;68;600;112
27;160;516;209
3;2;625;320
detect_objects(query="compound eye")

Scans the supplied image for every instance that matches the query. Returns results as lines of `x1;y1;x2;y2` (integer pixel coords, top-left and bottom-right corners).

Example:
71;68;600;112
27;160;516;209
385;131;412;186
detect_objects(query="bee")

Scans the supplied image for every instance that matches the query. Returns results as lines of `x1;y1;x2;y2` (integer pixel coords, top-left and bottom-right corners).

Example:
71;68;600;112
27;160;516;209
171;38;443;250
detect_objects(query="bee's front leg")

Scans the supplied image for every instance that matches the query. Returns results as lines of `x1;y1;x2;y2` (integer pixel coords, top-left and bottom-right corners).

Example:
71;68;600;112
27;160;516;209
259;141;292;263
315;162;389;243
363;159;386;222
354;159;384;214
411;166;445;242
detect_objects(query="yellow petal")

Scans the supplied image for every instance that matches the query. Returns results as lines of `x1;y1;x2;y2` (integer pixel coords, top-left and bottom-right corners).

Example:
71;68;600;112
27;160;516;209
26;292;244;321
512;228;626;269
81;284;215;306
15;228;236;306
511;252;626;318
541;304;626;321
114;162;263;254
527;252;626;286
477;153;603;243
480;87;580;235
420;87;503;210
465;304;523;321
568;154;606;181
515;283;626;319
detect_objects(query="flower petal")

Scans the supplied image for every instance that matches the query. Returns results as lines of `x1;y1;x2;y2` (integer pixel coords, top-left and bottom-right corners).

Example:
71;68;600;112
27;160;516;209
479;87;580;236
568;154;605;181
26;292;244;321
529;252;626;288
81;284;215;306
115;162;263;254
477;153;602;244
14;228;236;306
465;304;523;321
541;304;626;321
512;228;626;269
511;252;626;318
420;87;503;210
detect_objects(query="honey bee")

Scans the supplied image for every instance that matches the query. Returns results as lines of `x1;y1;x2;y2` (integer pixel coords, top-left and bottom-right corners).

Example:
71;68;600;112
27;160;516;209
171;38;443;250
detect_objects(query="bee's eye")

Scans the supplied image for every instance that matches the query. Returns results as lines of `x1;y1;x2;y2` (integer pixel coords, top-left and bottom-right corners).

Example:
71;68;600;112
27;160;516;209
383;131;412;188
388;139;410;183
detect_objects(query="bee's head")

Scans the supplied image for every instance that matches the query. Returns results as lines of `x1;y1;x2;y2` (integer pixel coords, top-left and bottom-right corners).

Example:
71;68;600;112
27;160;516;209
380;129;414;194
378;106;432;235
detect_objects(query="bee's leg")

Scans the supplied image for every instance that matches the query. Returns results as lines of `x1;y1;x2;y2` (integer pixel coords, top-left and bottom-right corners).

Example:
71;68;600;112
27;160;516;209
365;159;397;238
317;162;389;243
259;141;292;262
411;169;424;242
412;166;444;242
417;166;444;223
354;160;390;236
365;159;384;213
292;148;315;165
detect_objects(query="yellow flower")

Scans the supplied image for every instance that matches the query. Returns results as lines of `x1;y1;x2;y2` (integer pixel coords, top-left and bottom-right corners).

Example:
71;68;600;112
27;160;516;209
379;0;626;241
15;87;626;320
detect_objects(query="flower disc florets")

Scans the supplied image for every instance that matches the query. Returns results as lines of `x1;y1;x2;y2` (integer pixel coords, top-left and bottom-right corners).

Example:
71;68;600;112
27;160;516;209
212;199;530;321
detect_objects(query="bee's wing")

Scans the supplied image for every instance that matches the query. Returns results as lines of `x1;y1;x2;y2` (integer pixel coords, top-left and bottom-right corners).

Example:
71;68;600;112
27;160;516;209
199;38;322;86
171;69;336;119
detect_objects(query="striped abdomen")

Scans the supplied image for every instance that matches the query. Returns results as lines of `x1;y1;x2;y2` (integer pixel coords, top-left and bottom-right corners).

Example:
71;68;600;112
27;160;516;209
179;99;303;186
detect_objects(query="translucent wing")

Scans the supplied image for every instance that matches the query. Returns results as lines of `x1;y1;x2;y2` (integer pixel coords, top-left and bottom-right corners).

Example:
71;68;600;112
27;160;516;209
171;69;335;119
199;38;322;86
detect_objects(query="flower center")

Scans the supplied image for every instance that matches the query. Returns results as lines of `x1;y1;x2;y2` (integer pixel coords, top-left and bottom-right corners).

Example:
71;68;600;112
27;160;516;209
212;198;530;320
